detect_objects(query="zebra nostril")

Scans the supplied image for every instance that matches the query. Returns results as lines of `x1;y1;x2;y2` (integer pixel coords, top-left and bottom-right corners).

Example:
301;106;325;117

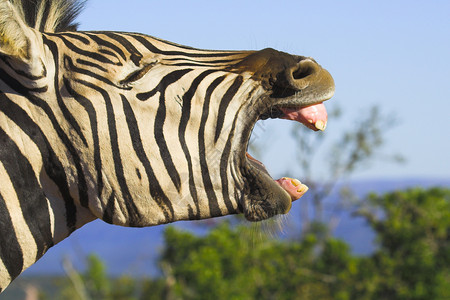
292;60;317;80
285;59;322;90
271;58;333;98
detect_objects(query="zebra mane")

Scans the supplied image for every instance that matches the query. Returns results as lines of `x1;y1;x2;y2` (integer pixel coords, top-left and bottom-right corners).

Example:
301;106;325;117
9;0;86;32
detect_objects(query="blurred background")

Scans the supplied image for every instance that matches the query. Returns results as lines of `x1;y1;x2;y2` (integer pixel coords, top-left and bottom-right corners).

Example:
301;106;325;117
4;0;449;299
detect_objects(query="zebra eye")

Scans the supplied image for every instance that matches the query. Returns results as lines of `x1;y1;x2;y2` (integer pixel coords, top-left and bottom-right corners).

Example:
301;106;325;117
119;63;155;86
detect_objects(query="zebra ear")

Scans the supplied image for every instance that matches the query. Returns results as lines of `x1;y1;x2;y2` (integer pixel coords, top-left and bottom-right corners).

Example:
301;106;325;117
0;0;43;68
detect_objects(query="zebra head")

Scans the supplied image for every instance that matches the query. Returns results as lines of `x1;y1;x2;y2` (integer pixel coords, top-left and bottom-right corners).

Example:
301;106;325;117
49;35;333;225
0;0;334;291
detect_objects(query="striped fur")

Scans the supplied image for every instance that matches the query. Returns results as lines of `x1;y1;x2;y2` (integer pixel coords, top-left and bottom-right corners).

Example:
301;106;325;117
0;0;334;292
6;0;84;32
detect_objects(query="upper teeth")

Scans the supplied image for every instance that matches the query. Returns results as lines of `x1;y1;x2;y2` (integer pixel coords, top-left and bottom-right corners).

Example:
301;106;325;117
315;120;327;131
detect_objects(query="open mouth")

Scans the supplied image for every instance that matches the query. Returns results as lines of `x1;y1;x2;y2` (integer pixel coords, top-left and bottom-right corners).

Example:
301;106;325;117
241;101;329;221
240;84;332;221
247;102;328;201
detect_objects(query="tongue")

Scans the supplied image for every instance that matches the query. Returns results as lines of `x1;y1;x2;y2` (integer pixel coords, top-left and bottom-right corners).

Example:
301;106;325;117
280;103;328;131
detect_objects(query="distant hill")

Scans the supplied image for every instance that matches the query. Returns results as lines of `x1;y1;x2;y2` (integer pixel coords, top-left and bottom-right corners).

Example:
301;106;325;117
19;177;450;278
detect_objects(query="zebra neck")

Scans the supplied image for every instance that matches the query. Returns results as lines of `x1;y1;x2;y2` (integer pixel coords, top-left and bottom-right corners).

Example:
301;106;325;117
0;89;96;291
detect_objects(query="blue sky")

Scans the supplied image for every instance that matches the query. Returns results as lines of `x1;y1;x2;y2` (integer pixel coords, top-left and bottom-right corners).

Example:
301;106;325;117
78;0;450;180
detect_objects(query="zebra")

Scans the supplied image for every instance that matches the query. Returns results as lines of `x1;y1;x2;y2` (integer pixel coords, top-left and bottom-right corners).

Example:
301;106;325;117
0;0;334;292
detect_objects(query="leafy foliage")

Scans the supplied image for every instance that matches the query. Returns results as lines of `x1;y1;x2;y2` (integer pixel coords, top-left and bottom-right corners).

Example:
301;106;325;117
34;188;449;300
148;187;450;300
57;254;138;300
357;188;450;300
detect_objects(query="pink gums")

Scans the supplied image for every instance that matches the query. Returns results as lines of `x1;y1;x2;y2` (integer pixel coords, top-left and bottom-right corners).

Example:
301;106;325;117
275;177;308;201
280;103;328;131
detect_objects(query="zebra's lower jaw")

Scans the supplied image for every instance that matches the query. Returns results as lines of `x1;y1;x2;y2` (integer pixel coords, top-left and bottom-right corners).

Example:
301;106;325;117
241;154;294;222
